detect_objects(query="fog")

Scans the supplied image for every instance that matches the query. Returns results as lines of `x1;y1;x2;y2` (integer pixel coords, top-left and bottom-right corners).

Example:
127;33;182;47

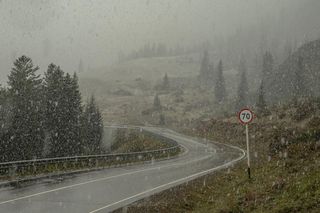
1;2;320;211
0;0;320;83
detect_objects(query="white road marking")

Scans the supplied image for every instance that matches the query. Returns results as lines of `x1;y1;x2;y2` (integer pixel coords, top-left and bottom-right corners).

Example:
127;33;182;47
88;150;245;213
0;127;245;212
0;144;213;205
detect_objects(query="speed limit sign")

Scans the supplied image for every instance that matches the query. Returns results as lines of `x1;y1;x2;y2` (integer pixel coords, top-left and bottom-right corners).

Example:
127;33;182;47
238;108;254;179
238;108;254;125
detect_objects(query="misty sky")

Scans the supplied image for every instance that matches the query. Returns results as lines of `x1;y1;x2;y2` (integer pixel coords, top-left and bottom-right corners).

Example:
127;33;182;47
0;0;319;83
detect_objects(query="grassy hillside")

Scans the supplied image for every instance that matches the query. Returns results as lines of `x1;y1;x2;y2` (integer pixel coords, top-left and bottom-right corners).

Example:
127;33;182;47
80;54;200;84
267;39;320;102
115;99;320;213
110;129;171;153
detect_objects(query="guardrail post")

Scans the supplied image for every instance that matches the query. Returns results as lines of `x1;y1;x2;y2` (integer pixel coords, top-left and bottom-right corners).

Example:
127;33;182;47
95;159;99;168
8;164;17;180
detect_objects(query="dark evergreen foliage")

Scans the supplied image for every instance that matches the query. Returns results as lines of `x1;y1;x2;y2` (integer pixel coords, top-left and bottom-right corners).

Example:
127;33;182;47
43;63;66;157
262;51;274;83
208;62;215;86
153;94;161;110
256;81;270;116
159;113;166;126
292;56;311;99
0;56;104;162
63;73;82;156
6;56;45;161
235;59;249;111
199;50;210;84
45;70;83;157
81;95;104;154
199;50;215;87
0;87;12;162
124;42;160;61
214;60;227;103
162;73;170;90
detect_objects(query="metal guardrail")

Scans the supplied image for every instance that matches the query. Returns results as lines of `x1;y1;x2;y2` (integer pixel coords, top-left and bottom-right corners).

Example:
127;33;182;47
0;128;181;176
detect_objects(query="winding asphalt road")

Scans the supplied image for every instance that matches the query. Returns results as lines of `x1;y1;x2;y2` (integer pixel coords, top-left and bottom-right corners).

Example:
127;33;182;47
0;126;245;213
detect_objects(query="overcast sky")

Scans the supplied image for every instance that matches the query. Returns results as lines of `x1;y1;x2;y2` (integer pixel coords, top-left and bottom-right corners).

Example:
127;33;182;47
0;0;319;83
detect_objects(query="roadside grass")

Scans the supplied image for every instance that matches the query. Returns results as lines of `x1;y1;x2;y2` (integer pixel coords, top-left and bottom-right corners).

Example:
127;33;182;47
123;146;319;213
120;102;320;213
111;129;172;153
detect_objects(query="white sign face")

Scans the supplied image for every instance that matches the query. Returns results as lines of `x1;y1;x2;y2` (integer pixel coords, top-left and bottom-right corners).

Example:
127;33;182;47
238;109;254;124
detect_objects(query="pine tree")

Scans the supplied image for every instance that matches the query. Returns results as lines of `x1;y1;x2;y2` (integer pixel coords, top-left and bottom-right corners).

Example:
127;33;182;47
292;56;310;99
0;87;9;130
256;81;270;116
43;64;66;157
162;73;169;89
81;95;103;154
0;87;12;162
262;51;274;82
199;50;210;86
159;113;165;125
7;56;45;160
153;94;161;110
258;51;274;103
62;73;82;156
235;59;249;111
44;66;83;157
214;60;227;103
208;62;215;86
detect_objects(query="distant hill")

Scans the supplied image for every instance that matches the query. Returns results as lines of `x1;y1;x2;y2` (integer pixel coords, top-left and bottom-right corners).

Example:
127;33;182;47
78;54;200;97
80;54;200;82
266;39;320;102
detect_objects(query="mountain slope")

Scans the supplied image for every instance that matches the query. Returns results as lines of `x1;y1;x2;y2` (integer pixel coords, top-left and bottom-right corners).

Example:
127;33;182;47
267;39;320;102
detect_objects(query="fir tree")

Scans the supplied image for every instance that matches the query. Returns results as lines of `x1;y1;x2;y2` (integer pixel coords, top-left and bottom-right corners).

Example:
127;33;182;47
43;64;66;157
235;59;249;111
292;56;310;99
159;113;165;125
199;50;210;86
44;66;82;157
262;51;274;82
208;62;215;87
62;73;82;156
256;81;270;116
0;87;12;162
162;73;169;89
153;94;161;110
0;87;9;130
7;56;45;160
258;51;274;103
81;95;103;154
214;60;227;103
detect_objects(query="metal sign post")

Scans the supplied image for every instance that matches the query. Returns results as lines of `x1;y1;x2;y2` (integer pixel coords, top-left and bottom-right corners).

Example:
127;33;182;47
238;108;254;179
245;124;251;179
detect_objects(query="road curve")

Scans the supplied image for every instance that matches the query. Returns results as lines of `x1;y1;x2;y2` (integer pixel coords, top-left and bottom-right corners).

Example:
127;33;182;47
0;126;245;213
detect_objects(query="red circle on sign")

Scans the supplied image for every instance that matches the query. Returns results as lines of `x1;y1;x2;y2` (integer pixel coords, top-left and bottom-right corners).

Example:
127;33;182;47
238;108;254;125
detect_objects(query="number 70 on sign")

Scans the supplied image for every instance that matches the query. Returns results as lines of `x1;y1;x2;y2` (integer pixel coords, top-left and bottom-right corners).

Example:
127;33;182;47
238;109;254;125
